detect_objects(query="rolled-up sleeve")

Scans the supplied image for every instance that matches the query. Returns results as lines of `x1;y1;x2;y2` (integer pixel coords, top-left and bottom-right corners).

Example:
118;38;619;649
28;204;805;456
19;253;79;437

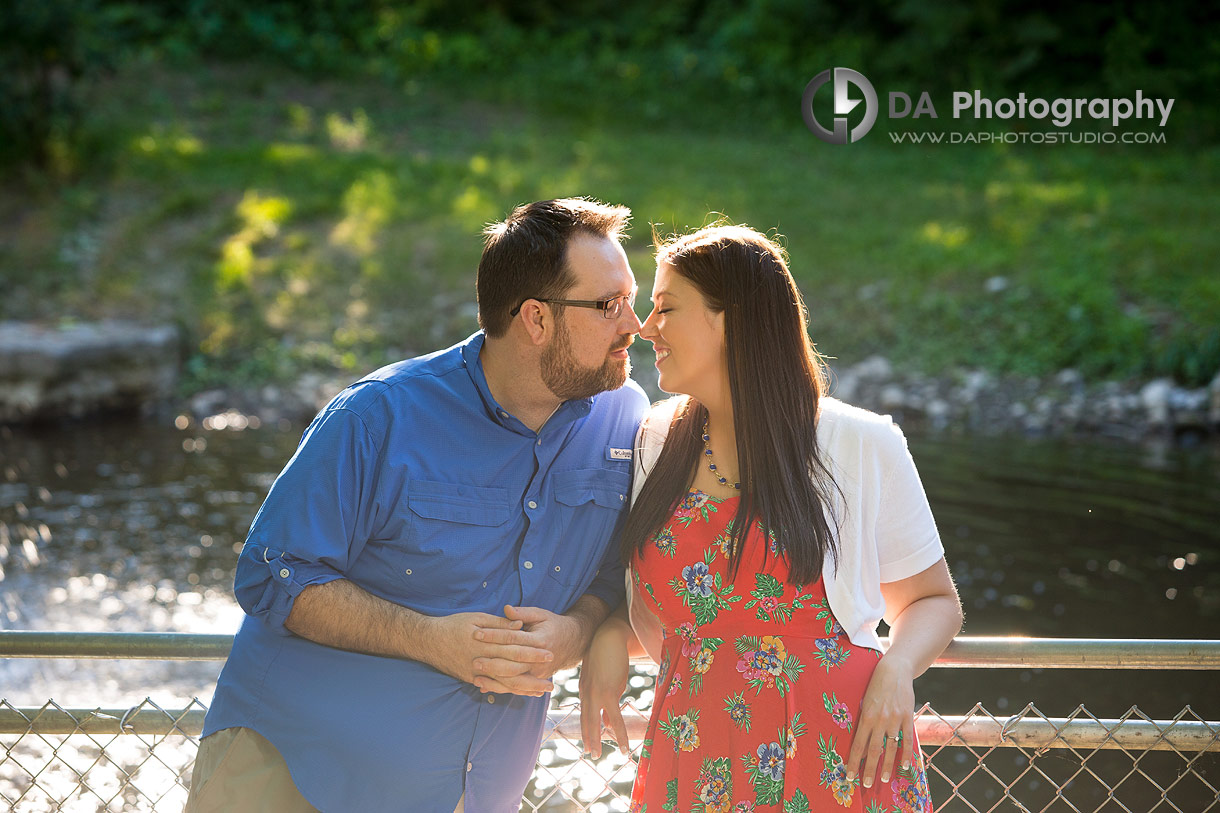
234;406;383;632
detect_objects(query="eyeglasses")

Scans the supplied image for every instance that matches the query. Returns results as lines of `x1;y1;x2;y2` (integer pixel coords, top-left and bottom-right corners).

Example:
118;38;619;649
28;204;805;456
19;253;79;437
510;289;637;320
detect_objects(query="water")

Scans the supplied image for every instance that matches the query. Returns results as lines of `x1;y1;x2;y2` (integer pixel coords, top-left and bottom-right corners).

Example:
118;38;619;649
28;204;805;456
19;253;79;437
1;413;1218;809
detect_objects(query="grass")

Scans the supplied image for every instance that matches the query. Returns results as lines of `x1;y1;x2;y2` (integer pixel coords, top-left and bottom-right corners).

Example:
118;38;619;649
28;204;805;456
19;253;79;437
2;57;1218;391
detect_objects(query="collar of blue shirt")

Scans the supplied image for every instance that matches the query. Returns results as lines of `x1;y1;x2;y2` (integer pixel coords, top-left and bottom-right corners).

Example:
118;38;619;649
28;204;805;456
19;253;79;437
460;331;593;436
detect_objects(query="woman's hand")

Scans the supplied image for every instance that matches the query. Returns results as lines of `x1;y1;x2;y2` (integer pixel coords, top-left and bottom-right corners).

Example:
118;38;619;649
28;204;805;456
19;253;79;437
578;613;634;758
846;652;916;790
846;557;964;789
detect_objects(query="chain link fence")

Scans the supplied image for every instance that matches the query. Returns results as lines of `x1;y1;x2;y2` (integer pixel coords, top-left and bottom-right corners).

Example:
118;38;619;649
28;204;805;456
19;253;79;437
3;635;1218;812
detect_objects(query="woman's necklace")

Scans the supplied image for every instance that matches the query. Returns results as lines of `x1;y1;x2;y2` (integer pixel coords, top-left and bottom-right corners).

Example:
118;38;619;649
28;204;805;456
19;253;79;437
702;418;741;490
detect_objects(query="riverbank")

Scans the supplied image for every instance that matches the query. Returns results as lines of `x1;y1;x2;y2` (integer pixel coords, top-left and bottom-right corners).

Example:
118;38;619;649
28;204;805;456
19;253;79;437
171;346;1220;445
4;315;1217;443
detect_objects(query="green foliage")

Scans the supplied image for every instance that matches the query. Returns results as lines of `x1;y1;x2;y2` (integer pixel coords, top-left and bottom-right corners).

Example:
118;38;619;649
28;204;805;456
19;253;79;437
12;0;1214;147
0;0;130;169
1;62;1216;392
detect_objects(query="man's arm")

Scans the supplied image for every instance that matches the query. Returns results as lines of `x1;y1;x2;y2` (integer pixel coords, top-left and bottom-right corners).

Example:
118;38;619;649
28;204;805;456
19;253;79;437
468;594;613;694
286;578;555;691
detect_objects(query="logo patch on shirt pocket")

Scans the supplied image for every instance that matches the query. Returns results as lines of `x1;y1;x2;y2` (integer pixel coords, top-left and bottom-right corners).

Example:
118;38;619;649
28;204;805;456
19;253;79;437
606;447;633;461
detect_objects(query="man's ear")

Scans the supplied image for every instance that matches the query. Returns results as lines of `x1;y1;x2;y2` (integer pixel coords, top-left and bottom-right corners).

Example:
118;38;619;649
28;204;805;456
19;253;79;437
517;300;552;346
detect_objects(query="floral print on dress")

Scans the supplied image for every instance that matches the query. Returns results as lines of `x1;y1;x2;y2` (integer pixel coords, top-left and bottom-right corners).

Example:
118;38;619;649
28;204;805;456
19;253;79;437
741;714;808;806
824;691;854;731
734;635;805;696
663;778;679;811
660;707;702;752
669;549;742;626
631;490;932;813
653;525;678;558
889;761;933;813
689;637;725;696
744;573;815;624
694;756;734;813
673;490;720;526
813;635;852;672
817;734;859;808
724;692;752;732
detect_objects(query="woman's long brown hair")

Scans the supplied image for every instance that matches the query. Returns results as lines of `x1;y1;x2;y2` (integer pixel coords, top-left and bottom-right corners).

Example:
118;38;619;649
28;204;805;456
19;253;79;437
621;225;841;587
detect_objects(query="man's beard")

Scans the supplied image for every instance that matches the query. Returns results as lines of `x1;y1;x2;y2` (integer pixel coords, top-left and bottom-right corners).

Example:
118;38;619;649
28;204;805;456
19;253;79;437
541;318;631;401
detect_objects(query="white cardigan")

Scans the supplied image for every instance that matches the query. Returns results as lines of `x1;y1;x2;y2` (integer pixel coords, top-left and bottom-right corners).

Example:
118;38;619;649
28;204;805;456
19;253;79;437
629;396;945;652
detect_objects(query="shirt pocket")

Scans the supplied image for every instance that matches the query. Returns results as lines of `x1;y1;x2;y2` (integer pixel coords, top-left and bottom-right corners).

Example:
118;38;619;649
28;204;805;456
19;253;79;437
390;479;513;602
545;467;631;592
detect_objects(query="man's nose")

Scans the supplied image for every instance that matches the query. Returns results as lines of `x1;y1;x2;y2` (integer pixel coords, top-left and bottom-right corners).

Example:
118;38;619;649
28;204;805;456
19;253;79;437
637;311;658;341
620;305;643;333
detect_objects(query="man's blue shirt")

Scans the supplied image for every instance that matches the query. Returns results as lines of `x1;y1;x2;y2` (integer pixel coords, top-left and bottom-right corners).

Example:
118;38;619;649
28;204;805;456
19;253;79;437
203;332;647;812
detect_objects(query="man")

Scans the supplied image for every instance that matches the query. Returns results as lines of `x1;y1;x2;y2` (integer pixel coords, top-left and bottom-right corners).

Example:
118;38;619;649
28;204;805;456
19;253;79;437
187;198;648;812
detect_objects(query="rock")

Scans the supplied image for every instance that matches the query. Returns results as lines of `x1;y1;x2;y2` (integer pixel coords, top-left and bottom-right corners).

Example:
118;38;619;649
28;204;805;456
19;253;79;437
1140;379;1173;426
1170;387;1210;430
880;385;906;409
961;369;993;394
853;355;893;382
0;321;178;422
1055;368;1083;388
1169;387;1207;412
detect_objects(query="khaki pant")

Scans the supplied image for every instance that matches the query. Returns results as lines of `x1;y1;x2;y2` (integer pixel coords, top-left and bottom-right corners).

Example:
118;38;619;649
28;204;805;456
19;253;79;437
185;727;465;812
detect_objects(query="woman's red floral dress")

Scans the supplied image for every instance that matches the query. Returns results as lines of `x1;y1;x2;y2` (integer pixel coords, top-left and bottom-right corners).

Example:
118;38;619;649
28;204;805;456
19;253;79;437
629;491;933;813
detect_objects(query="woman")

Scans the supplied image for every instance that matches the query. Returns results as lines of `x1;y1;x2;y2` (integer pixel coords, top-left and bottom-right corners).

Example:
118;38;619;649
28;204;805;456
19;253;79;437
578;225;963;812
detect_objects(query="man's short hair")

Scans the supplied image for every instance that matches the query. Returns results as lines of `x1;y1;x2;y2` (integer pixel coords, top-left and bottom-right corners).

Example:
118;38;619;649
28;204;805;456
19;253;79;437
477;198;631;337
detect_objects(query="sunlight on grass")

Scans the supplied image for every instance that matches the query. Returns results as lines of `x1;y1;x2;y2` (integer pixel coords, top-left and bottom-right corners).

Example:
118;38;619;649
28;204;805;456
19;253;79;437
452;184;499;228
331;170;396;254
326;109;372;151
6;63;1217;388
920;221;970;250
214;191;295;320
985;180;1090;207
133;131;205;157
265;143;319;164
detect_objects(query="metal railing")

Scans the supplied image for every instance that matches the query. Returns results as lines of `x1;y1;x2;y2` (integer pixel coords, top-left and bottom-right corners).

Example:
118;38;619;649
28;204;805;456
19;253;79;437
2;633;1218;812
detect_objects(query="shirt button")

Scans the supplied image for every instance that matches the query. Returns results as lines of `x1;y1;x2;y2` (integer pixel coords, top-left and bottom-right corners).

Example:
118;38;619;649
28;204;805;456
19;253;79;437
278;568;290;579
482;581;488;588
487;695;496;704
524;561;533;569
405;569;412;575
619;494;625;501
527;500;537;509
536;438;542;446
554;566;561;572
466;762;473;772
